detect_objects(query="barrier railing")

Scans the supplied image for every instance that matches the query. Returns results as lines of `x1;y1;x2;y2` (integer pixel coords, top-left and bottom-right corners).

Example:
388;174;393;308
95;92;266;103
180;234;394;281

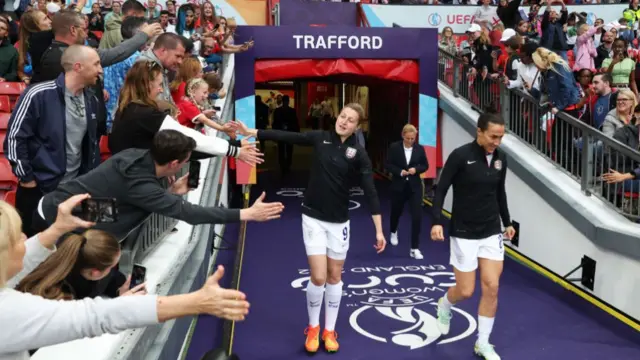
438;50;640;220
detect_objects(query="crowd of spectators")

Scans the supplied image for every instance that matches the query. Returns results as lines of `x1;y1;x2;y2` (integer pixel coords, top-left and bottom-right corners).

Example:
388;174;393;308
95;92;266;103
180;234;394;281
0;0;283;357
435;0;640;213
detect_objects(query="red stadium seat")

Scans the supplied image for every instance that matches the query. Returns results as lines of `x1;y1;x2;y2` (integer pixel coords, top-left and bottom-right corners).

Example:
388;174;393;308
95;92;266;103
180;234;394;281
0;157;17;191
0;131;6;153
100;136;111;162
0;82;25;96
0;113;9;130
0;96;10;113
3;190;15;206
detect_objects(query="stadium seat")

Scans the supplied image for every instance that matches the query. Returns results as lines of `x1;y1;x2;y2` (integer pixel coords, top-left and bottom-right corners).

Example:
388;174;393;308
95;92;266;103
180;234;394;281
0;95;10;113
0;82;25;96
100;136;111;162
3;190;15;206
0;113;9;130
0;131;6;153
0;157;17;192
0;82;26;111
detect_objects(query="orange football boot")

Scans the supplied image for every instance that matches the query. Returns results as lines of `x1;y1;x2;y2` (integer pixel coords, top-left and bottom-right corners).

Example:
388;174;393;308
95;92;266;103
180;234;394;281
304;325;321;353
322;329;339;353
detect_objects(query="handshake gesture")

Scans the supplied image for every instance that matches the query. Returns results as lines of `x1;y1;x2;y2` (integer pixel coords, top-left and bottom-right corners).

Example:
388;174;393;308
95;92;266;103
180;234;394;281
240;192;285;222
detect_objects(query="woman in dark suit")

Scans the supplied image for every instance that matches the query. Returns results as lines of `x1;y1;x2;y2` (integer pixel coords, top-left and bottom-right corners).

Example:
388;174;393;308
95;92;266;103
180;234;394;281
385;124;429;259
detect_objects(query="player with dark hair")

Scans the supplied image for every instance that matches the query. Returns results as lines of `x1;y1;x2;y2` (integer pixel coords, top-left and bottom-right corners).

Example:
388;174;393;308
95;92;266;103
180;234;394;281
232;103;386;354
431;112;515;360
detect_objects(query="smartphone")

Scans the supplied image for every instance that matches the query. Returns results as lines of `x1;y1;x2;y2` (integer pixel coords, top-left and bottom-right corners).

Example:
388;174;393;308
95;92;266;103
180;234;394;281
213;23;220;31
81;198;117;223
213;106;221;111
188;160;201;189
130;264;147;289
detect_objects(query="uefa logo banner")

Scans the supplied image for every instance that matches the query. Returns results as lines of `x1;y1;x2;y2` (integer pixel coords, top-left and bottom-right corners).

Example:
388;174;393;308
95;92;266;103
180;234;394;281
290;265;477;350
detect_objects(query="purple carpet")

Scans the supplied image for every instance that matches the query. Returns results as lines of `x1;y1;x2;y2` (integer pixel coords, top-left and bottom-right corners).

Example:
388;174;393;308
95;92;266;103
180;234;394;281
184;222;241;360
217;173;640;359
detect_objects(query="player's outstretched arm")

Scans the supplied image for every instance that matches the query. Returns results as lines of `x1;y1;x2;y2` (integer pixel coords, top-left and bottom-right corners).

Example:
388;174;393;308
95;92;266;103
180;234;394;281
229;121;316;146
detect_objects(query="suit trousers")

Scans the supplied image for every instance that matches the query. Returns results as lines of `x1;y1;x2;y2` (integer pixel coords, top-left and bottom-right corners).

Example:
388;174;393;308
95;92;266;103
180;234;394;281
389;181;422;249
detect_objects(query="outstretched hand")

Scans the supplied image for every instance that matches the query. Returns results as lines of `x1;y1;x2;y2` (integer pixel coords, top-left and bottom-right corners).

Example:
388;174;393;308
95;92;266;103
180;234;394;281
241;192;284;222
237;142;264;166
198;265;250;321
228;121;254;137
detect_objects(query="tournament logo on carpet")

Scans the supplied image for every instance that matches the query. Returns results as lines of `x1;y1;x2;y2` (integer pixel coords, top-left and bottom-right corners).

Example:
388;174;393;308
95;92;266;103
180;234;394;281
290;265;477;350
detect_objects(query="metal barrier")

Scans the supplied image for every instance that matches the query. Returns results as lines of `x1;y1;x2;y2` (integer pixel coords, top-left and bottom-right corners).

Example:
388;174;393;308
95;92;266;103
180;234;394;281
438;50;640;220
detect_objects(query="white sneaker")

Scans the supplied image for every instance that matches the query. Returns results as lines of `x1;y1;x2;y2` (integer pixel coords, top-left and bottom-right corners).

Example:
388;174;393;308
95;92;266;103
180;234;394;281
390;232;398;246
474;342;501;360
410;249;424;259
436;297;452;335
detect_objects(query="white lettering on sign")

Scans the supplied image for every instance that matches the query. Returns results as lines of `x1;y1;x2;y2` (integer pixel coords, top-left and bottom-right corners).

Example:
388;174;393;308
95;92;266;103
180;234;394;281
293;35;383;50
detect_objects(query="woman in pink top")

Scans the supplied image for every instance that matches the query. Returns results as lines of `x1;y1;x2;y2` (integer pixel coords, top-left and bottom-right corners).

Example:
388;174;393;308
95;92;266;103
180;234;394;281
573;23;603;72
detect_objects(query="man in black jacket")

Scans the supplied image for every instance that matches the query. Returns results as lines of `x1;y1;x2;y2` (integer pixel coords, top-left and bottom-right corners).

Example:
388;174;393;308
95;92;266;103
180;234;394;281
31;9;161;84
431;112;516;360
385;124;428;259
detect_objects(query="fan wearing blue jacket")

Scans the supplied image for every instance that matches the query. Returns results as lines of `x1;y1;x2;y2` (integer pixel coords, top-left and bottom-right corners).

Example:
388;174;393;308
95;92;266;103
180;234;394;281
3;45;103;237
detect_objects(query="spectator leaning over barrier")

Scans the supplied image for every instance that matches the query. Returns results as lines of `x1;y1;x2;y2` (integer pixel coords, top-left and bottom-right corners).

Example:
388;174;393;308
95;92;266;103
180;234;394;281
3;45;103;238
108;61;262;165
505;41;541;94
38;130;283;241
531;47;581;169
0;194;251;360
137;32;186;104
0;16;18;82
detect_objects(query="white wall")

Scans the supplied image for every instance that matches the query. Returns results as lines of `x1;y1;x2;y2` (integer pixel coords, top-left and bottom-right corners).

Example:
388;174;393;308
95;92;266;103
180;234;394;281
440;109;640;320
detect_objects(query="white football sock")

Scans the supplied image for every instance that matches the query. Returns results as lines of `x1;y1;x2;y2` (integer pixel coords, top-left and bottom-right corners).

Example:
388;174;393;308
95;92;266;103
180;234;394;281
306;281;325;327
477;315;495;346
441;292;454;311
324;281;343;331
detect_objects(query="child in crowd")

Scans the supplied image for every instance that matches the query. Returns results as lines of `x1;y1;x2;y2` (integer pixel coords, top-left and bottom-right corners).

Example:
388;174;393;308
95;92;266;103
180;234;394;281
177;78;232;135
